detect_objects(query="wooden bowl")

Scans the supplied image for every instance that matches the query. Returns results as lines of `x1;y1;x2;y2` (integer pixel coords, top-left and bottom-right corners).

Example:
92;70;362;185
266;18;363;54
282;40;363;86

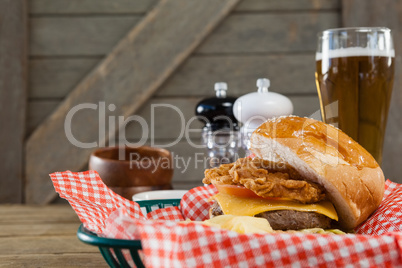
89;146;174;199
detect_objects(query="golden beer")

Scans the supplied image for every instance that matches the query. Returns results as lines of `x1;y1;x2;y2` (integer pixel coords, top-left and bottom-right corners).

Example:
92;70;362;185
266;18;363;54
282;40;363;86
316;28;395;165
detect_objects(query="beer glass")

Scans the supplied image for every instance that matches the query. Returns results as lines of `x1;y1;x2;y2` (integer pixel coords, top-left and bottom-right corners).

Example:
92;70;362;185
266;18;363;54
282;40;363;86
315;27;395;165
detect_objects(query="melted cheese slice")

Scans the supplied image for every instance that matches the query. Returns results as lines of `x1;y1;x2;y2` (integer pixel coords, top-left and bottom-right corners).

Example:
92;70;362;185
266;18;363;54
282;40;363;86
213;193;338;221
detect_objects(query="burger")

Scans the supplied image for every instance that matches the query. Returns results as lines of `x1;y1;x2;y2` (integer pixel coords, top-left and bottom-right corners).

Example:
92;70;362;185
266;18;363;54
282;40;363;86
203;116;385;231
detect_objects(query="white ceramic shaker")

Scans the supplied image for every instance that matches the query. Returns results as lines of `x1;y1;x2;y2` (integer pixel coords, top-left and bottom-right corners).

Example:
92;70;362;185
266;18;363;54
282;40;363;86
233;78;293;153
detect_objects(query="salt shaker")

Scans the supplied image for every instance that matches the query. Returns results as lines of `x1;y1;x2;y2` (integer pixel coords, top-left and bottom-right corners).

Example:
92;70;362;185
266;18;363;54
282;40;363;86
233;78;293;153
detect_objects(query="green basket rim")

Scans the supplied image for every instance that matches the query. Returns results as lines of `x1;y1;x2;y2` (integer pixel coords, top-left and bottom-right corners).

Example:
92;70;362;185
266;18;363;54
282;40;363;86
76;198;182;248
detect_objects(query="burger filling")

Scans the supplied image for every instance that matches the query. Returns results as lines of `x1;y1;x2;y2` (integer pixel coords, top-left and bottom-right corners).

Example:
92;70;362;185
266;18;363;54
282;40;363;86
203;157;325;204
203;157;337;230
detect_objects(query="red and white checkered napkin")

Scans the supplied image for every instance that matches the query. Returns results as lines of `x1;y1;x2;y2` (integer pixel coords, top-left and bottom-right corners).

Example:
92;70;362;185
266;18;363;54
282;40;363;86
50;171;402;267
50;170;143;233
135;221;402;267
356;180;402;235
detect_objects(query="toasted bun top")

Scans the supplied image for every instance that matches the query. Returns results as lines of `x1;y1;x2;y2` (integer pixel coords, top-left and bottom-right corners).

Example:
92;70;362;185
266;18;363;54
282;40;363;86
250;116;385;229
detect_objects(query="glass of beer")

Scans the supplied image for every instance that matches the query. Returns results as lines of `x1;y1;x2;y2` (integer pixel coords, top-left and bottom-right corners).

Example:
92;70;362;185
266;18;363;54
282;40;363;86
315;27;395;165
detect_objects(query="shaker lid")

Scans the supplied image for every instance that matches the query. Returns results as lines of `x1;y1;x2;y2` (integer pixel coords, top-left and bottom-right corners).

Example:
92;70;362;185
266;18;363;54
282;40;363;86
214;82;228;98
256;78;270;93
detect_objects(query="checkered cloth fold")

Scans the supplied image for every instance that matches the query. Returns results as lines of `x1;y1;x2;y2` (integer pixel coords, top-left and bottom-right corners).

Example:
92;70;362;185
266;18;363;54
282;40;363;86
50;170;402;267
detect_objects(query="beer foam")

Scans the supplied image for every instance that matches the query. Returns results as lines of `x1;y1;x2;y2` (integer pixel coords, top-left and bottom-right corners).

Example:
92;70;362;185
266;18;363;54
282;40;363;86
316;47;395;60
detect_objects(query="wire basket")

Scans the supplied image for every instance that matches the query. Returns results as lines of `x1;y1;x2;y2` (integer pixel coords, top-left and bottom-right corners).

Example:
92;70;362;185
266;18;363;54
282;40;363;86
77;199;181;268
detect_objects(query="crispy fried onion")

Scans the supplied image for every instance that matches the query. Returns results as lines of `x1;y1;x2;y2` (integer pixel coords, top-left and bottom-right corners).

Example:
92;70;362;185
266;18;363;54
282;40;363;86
203;157;325;204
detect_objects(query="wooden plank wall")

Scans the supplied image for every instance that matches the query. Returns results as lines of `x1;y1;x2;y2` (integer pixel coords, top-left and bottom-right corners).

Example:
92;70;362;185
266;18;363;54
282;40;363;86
0;0;27;203
27;0;342;193
26;0;240;204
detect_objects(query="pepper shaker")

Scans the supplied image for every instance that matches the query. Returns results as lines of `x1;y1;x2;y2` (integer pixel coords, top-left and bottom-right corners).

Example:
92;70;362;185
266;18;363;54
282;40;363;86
196;82;240;167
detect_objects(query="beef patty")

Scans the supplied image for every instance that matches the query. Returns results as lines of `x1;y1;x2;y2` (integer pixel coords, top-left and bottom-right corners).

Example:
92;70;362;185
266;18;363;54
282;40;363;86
210;201;332;231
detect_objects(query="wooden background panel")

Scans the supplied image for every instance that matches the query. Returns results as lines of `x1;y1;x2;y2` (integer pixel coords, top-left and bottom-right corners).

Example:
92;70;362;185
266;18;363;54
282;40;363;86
30;54;318;99
28;95;320;145
24;0;344;201
290;95;321;118
30;16;142;56
30;0;340;15
25;0;241;204
26;100;59;136
196;12;340;54
30;0;158;14
27;9;338;129
0;0;27;203
235;0;340;11
150;139;206;188
122;97;203;141
157;54;318;97
29;0;340;14
27;52;321;139
29;13;340;57
29;58;100;99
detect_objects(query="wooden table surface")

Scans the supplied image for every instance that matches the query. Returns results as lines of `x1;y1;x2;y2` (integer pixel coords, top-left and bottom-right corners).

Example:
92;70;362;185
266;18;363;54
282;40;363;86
0;205;108;267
